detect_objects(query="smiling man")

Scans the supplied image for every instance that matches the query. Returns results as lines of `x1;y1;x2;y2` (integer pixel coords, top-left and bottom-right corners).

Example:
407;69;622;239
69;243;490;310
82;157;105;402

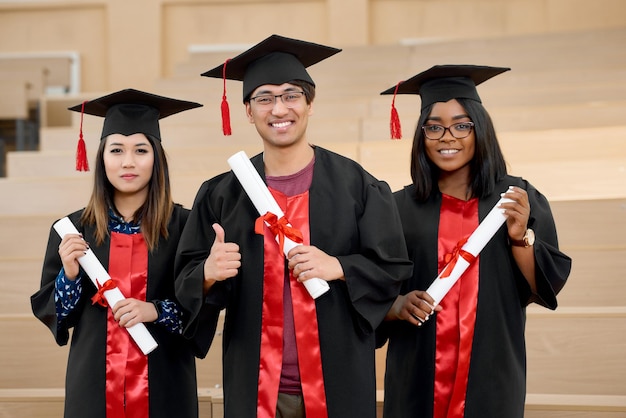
174;35;413;418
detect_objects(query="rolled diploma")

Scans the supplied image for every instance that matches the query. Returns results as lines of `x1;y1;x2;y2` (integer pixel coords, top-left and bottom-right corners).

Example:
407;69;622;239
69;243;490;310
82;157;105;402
53;217;158;355
227;151;330;299
425;196;514;306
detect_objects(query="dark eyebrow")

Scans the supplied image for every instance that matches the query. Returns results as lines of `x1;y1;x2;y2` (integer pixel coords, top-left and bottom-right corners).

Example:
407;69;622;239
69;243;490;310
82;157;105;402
106;141;150;147
425;114;470;123
254;86;300;96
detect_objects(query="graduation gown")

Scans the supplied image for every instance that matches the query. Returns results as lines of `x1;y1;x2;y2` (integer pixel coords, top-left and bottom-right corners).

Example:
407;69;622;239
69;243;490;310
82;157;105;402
175;146;413;418
31;205;200;418
378;175;571;418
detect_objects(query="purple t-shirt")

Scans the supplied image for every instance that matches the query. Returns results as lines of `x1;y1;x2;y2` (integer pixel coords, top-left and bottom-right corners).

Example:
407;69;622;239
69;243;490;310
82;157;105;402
266;156;314;395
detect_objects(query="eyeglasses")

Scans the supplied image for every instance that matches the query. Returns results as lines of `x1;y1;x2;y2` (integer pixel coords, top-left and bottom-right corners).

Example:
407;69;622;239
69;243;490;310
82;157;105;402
422;121;475;140
249;91;306;108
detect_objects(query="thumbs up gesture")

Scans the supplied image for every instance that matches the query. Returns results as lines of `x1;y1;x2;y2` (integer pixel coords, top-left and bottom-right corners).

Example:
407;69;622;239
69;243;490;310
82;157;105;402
203;223;241;292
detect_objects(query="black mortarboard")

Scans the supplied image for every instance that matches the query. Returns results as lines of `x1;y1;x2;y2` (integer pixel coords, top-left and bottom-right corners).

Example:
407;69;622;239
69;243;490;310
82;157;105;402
380;65;510;139
200;34;341;135
68;88;202;171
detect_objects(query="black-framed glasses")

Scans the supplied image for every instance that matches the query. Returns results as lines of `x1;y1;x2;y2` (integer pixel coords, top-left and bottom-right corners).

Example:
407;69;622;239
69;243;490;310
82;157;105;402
249;91;306;108
422;121;475;140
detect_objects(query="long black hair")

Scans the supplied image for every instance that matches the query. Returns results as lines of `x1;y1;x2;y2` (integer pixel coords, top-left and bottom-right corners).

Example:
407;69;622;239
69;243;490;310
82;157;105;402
409;98;508;202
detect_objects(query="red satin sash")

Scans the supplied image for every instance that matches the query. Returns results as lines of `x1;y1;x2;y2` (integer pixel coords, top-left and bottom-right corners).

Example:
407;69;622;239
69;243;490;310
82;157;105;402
433;196;479;418
105;232;150;418
256;189;328;418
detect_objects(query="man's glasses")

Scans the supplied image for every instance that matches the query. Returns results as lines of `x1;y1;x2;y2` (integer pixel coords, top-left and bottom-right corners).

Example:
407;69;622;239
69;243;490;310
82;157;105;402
422;122;475;140
249;91;306;108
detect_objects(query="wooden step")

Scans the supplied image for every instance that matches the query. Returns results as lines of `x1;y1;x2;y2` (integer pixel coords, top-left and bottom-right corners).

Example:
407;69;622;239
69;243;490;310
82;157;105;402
0;313;223;390
508;159;626;202
0;177;92;216
550;198;626;250
0;259;43;315
525;306;626;396
0;388;64;418
2;388;623;418
0;387;224;418
4;245;621;327
5;305;625;395
362;101;626;143
555;248;626;307
375;307;626;395
0;315;68;389
359;139;626;198
0;215;59;259
525;393;626;417
0;197;620;265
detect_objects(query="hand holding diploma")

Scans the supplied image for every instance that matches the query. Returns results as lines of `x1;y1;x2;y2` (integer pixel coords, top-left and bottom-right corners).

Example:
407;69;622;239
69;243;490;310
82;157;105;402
53;217;158;355
227;151;330;299
424;190;516;309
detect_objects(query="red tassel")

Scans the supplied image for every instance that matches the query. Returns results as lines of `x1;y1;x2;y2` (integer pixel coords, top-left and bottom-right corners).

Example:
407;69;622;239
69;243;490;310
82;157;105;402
221;58;232;136
221;96;232;136
390;81;402;140
76;101;90;171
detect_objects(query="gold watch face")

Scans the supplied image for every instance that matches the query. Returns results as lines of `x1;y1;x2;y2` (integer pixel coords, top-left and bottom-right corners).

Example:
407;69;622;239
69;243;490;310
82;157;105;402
525;228;535;246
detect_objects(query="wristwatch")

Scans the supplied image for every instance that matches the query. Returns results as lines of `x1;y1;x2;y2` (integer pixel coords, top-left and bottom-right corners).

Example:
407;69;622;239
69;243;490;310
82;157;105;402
510;228;535;248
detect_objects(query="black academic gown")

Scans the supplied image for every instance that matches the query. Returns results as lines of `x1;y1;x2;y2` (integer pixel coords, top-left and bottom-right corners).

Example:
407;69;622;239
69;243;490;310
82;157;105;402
175;146;413;418
31;205;200;418
378;175;571;418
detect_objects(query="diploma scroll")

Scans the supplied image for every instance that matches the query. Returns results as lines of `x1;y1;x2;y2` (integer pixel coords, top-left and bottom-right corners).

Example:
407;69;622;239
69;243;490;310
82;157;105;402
426;195;514;306
227;151;330;299
53;217;158;355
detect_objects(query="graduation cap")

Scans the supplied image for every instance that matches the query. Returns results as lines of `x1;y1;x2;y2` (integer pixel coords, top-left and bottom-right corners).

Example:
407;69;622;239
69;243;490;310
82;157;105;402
68;88;202;171
380;65;510;139
200;34;341;135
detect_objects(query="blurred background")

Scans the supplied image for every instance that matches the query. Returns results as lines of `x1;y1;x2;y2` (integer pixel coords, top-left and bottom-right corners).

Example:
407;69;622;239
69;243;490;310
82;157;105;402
1;0;625;416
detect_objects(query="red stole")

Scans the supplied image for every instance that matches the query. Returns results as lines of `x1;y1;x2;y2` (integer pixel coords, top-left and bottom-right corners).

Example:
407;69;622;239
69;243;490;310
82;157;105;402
256;189;328;418
105;232;150;418
433;195;479;418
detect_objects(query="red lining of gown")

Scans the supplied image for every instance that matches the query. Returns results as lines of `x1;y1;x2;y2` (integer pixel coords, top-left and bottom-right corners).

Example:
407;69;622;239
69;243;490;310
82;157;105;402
105;232;149;418
433;195;479;418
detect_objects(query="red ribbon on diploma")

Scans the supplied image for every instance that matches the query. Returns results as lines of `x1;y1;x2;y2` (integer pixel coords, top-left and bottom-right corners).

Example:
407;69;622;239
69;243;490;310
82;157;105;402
255;212;304;251
440;237;477;279
90;279;117;307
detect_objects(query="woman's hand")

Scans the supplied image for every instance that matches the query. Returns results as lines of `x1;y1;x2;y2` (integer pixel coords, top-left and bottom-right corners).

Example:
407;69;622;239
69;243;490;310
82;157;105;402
57;233;89;280
112;298;158;327
386;290;442;326
499;186;530;242
499;185;537;291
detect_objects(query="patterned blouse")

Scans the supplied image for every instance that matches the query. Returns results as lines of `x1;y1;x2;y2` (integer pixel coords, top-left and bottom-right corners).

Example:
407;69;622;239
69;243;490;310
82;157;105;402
54;209;184;334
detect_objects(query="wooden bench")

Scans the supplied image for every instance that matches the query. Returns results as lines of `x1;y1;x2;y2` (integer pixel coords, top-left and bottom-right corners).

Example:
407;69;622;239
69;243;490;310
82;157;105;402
0;313;224;389
525;306;626;396
357;140;626;197
0;387;224;418
525;393;626;417
5;304;625;395
2;388;624;418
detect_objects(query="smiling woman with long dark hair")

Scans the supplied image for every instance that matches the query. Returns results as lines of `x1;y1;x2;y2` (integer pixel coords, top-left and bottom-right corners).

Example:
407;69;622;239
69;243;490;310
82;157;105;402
377;65;572;418
31;89;203;418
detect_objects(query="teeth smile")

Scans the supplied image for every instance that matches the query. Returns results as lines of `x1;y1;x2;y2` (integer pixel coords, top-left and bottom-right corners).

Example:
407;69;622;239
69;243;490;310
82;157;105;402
272;121;291;128
440;149;459;154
